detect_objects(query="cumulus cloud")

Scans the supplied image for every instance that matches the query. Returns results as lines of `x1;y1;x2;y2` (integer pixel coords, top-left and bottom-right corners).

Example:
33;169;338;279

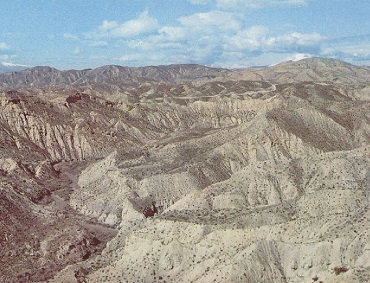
111;11;158;37
76;4;337;67
158;26;187;41
89;10;159;39
225;26;325;53
178;11;242;33
225;26;269;51
114;11;326;67
117;22;324;67
117;7;324;66
272;32;324;47
145;11;242;48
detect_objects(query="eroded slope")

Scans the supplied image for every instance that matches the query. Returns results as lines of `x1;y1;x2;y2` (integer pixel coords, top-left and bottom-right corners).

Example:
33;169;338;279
0;58;369;283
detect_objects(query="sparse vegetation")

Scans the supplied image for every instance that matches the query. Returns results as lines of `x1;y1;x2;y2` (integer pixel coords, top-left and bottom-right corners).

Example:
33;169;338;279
334;266;348;275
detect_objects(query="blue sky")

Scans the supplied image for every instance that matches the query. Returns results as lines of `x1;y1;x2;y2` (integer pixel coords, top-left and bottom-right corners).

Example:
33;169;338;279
0;0;369;69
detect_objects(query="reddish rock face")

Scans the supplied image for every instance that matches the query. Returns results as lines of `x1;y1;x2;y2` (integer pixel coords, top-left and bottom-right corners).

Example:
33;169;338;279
143;202;158;218
66;93;82;104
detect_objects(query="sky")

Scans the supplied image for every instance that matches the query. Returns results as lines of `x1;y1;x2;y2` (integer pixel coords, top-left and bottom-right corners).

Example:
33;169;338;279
0;0;369;70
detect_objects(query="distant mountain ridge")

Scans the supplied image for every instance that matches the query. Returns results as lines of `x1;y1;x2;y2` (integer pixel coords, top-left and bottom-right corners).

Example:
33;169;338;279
0;64;229;91
0;64;28;75
1;58;369;92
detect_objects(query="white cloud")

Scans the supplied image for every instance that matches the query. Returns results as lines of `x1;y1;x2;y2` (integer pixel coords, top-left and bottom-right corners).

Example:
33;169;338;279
216;0;308;9
89;10;159;39
75;5;343;67
0;42;9;50
272;32;324;47
178;11;242;33
225;26;269;51
114;9;325;68
127;36;185;53
112;10;159;37
225;26;324;52
159;26;187;41
2;62;28;67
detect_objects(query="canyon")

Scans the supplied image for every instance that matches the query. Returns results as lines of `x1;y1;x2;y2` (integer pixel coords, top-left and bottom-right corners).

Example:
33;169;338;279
0;58;369;283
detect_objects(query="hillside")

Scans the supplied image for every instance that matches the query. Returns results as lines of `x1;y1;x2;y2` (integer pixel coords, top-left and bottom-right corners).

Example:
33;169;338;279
0;58;369;283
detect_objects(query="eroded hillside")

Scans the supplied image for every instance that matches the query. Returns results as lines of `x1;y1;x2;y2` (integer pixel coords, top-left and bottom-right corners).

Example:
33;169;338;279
0;58;369;283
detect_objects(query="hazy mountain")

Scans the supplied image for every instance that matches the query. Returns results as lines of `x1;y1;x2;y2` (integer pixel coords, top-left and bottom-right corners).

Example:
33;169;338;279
0;58;369;283
0;63;28;74
0;64;230;91
1;58;369;96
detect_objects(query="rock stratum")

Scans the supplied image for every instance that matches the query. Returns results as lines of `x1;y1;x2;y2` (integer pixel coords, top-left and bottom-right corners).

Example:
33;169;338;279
0;58;369;283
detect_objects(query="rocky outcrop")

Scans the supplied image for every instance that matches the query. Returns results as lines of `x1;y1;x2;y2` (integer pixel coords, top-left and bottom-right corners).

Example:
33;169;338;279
0;91;150;162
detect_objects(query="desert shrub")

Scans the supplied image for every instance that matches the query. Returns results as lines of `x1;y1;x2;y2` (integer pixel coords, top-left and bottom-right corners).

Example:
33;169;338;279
334;266;348;275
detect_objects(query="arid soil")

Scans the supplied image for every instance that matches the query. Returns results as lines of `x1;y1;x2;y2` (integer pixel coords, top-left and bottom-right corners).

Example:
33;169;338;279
0;58;369;283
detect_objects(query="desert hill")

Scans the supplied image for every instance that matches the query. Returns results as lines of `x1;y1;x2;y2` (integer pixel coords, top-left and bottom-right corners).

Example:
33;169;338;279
0;58;369;283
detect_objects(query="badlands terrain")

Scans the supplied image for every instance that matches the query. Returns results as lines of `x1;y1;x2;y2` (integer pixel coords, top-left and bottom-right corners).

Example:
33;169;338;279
0;58;369;283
